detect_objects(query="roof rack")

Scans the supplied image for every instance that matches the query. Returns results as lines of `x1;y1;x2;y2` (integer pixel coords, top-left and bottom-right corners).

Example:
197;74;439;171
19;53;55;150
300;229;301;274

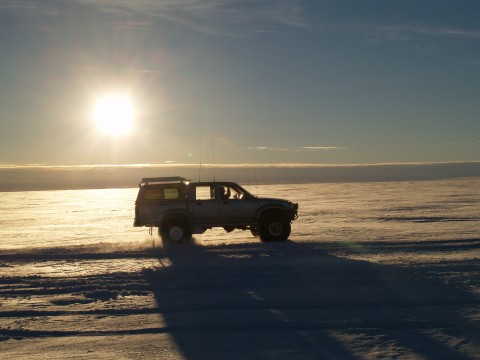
139;176;189;187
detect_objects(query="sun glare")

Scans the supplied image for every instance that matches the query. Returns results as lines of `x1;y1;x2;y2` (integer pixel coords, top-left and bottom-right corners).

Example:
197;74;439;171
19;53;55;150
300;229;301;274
94;96;134;135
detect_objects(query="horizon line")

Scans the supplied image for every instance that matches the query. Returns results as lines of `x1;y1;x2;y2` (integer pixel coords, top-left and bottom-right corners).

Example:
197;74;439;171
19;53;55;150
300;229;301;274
1;160;479;170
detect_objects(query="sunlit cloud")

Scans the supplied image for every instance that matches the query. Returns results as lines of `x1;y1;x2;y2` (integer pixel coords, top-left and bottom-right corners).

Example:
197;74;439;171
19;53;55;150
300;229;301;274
78;65;164;75
246;146;290;151
295;146;347;151
247;146;347;152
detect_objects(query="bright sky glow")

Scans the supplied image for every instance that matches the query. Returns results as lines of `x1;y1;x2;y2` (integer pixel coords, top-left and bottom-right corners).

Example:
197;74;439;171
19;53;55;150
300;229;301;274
0;1;479;166
94;96;134;136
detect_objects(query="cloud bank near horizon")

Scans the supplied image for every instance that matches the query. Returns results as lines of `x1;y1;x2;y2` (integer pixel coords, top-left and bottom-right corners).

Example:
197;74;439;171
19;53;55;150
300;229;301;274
0;162;479;191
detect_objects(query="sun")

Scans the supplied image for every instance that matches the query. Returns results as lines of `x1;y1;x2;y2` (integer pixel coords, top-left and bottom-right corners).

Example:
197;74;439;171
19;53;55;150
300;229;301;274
94;96;134;135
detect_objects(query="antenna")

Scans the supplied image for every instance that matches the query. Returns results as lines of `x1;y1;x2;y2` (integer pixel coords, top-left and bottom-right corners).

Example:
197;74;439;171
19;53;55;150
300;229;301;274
198;147;202;182
212;136;216;182
254;168;258;196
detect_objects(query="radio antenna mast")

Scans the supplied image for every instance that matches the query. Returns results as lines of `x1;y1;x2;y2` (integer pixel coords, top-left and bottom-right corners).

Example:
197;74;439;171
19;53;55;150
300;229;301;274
198;147;202;182
212;137;216;182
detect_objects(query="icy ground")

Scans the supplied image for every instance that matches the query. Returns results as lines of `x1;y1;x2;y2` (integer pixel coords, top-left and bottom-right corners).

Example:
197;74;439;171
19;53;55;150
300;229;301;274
0;178;479;359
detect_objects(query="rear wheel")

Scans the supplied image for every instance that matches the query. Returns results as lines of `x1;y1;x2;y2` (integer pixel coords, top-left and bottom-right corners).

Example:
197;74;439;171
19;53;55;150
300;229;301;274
160;218;192;244
259;214;291;241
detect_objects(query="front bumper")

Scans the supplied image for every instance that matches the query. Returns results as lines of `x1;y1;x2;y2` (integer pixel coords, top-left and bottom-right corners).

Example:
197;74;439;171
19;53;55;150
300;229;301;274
290;202;299;220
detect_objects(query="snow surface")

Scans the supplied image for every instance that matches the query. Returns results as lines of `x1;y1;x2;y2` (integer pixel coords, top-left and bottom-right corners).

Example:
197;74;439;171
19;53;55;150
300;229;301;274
0;178;479;359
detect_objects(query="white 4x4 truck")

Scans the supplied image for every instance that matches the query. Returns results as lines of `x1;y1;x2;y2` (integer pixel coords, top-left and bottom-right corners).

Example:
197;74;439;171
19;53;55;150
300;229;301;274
134;177;298;243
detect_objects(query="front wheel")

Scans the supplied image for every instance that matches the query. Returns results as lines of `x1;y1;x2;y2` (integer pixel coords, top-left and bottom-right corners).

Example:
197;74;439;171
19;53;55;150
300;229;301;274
259;215;291;241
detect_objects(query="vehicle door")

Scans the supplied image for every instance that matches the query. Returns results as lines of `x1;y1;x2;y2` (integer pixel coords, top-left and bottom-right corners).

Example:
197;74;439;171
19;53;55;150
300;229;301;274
190;184;221;224
218;184;256;223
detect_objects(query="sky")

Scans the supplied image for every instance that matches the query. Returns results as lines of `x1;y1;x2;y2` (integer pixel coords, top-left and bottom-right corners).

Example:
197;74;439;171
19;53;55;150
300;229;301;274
1;0;480;168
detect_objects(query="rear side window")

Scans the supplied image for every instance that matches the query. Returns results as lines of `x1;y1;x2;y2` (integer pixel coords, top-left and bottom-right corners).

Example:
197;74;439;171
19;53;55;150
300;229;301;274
195;185;215;200
164;188;180;199
143;187;181;200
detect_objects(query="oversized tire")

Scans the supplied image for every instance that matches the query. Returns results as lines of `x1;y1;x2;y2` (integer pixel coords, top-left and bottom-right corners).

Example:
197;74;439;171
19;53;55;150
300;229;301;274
160;217;192;244
259;213;291;241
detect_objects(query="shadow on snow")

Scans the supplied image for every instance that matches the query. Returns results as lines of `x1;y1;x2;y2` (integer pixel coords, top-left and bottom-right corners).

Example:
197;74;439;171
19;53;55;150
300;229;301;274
143;240;479;360
1;239;479;359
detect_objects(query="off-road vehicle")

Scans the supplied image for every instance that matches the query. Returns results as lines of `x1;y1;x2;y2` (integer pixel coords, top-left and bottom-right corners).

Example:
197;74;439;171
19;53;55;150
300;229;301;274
133;177;298;243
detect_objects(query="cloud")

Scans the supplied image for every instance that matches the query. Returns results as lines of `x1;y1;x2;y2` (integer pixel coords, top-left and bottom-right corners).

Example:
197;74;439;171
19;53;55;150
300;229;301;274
1;0;308;35
247;146;347;152
1;161;479;191
443;140;480;146
0;0;58;16
94;0;308;34
360;24;480;42
295;146;347;151
246;146;290;151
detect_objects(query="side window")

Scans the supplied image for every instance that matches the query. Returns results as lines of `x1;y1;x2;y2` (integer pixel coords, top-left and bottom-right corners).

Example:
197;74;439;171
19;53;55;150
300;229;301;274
218;185;231;200
164;188;180;200
230;186;241;199
143;187;181;200
195;185;215;200
144;189;163;200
